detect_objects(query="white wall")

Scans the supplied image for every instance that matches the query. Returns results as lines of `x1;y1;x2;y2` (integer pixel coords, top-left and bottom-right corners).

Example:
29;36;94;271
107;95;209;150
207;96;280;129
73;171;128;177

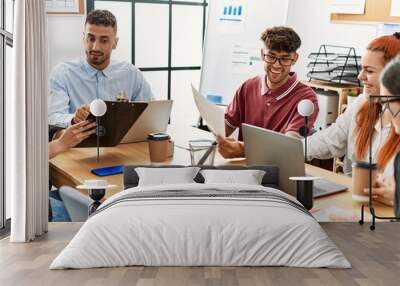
286;0;377;81
47;15;85;72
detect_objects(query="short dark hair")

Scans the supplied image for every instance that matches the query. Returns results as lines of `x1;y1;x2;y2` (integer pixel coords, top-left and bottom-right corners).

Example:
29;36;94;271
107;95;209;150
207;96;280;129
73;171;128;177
85;9;117;33
381;57;400;95
260;26;301;53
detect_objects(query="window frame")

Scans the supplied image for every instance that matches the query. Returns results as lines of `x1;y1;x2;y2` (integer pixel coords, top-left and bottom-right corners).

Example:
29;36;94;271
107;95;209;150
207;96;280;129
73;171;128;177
86;0;208;101
0;0;14;233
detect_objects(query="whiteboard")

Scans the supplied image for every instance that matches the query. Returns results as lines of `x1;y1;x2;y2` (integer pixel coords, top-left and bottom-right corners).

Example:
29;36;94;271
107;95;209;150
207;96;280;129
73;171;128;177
199;0;289;105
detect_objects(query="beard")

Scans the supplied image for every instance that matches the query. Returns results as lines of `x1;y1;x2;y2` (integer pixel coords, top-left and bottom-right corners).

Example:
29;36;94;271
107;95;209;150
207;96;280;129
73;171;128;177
86;51;108;66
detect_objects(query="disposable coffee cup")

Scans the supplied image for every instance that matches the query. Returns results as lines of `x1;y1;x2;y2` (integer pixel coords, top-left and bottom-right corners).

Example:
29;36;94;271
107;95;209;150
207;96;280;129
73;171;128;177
167;140;174;158
351;161;378;203
147;133;170;162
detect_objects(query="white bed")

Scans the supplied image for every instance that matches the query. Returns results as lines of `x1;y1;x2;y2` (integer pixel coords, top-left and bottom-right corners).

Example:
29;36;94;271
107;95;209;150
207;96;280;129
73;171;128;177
50;183;351;269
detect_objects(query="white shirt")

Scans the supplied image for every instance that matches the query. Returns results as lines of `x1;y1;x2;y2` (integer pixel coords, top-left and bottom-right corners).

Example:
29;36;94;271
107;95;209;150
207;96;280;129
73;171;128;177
305;94;393;177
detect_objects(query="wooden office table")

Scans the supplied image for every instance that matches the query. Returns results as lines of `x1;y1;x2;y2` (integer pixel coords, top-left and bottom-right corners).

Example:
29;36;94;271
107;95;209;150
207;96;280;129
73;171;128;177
50;124;218;198
50;124;394;220
306;164;393;219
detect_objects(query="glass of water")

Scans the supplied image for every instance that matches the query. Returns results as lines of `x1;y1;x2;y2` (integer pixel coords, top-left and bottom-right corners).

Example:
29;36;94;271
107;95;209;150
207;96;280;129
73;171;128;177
188;139;216;166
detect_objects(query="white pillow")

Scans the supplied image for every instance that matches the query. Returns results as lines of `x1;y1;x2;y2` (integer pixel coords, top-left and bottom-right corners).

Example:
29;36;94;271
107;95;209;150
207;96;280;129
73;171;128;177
200;169;266;185
136;167;200;186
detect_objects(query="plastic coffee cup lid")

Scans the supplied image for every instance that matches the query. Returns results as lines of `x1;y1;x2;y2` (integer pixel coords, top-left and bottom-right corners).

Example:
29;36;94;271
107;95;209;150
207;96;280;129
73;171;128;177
352;161;378;170
147;132;170;141
77;179;116;189
289;176;320;181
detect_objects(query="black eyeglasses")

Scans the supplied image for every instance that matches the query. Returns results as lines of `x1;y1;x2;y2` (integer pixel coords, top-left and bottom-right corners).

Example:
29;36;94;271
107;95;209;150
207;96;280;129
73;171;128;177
383;97;400;119
262;53;294;66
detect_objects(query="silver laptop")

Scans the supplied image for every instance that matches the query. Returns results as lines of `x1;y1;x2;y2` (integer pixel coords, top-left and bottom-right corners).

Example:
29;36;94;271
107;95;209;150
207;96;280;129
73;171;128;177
242;124;304;196
242;123;347;197
120;100;173;143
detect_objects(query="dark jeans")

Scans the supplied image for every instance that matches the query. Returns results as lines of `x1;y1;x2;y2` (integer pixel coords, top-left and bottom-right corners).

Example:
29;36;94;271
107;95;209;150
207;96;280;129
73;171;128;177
49;189;71;222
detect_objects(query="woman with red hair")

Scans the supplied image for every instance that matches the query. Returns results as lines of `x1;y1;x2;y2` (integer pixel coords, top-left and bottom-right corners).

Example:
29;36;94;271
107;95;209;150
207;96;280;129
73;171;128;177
307;33;400;204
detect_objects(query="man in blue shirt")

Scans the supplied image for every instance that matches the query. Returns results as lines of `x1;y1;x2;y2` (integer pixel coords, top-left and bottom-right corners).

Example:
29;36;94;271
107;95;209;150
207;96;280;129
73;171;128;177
49;9;153;127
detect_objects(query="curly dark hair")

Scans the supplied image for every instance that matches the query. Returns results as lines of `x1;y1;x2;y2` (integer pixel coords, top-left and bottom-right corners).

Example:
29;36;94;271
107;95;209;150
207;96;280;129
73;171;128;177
85;10;117;33
260;26;301;53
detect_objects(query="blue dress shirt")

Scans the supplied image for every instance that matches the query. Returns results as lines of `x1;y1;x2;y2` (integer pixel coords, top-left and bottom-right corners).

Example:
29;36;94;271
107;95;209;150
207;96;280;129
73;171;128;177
48;57;153;127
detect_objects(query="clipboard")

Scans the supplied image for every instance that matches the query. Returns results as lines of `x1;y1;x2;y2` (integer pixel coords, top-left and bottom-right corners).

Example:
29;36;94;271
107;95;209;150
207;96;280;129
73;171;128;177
76;101;148;147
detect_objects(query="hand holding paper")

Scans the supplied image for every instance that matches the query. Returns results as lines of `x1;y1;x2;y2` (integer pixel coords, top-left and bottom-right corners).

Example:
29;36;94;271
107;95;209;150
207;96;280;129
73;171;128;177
191;84;225;136
191;84;245;159
216;135;245;159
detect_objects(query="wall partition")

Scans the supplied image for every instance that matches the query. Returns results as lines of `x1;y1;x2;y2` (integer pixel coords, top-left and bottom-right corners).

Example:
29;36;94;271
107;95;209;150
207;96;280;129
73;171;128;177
87;0;208;125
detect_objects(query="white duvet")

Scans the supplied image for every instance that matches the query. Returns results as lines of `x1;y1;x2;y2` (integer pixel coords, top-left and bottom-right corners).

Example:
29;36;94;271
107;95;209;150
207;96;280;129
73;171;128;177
50;183;351;269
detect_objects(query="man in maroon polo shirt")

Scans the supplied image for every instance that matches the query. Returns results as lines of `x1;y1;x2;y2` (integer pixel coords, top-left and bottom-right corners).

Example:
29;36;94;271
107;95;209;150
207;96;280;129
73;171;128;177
217;26;319;158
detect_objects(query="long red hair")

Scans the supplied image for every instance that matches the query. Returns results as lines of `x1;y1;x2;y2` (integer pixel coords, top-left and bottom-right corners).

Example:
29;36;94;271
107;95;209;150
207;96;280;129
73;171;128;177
354;34;400;170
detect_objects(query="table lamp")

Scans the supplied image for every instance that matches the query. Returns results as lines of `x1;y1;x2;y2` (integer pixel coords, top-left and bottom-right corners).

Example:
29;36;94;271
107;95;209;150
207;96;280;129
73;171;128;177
77;179;116;215
297;99;314;162
90;99;107;162
290;99;317;210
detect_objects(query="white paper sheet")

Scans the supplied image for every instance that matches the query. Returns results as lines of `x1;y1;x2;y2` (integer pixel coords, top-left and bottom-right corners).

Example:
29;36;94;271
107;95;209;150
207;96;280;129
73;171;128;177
191;85;225;136
391;0;400;17
329;0;366;14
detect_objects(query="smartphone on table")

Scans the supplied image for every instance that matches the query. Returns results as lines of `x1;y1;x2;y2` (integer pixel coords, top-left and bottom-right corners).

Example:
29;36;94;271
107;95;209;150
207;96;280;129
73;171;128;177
91;165;124;177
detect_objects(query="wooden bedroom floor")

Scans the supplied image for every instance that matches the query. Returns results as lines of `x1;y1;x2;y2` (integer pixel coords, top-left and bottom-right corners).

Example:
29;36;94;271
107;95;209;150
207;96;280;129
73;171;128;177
0;222;399;286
